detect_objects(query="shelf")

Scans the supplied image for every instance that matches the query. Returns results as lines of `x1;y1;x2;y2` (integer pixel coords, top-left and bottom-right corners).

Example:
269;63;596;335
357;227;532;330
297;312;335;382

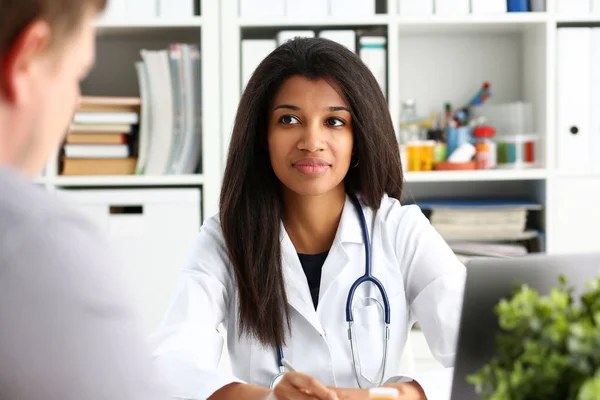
96;17;203;34
404;168;548;183
556;14;600;24
554;171;600;179
394;13;548;34
48;175;205;187
238;15;389;28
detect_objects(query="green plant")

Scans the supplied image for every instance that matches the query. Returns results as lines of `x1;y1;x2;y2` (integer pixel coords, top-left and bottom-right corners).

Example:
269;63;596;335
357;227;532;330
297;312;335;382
467;274;600;400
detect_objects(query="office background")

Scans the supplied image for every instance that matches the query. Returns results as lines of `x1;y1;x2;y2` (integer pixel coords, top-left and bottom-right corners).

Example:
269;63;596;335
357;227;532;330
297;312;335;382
36;0;600;375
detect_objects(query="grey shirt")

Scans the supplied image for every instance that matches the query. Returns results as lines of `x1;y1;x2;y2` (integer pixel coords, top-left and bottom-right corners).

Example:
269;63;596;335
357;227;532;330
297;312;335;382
0;167;167;399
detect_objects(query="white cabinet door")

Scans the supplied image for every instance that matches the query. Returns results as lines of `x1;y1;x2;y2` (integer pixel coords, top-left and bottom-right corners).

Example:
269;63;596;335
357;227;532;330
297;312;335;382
58;188;201;336
551;178;600;254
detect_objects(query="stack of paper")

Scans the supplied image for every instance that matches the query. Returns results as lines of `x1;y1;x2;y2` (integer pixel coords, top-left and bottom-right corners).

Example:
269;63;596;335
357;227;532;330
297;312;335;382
417;199;543;261
419;199;542;241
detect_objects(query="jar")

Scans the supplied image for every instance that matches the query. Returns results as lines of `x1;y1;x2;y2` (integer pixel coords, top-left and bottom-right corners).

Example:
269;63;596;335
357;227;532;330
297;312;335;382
473;125;496;169
427;129;447;163
399;100;421;145
496;134;539;168
406;140;435;171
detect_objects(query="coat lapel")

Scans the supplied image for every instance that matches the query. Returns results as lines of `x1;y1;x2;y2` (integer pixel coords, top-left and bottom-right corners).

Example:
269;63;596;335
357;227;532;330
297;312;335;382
279;194;369;334
318;195;366;307
280;224;324;335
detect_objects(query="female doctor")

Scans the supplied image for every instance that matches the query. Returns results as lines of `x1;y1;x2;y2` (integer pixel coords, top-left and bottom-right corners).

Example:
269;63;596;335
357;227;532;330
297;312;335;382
151;37;466;400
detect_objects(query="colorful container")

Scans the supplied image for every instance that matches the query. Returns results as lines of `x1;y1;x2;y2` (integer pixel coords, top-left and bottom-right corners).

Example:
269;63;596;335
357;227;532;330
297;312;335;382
473;125;497;169
406;140;435;171
427;129;447;163
495;134;538;168
447;126;472;158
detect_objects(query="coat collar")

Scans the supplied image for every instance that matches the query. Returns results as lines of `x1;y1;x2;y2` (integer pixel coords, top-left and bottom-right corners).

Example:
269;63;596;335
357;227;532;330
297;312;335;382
336;194;367;245
279;194;369;335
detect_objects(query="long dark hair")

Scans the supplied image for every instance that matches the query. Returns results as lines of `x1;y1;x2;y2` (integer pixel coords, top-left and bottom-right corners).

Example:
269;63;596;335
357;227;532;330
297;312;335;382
220;37;403;349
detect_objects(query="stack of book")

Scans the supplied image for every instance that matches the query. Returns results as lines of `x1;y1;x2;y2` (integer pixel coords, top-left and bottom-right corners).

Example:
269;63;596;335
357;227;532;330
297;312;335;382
63;42;203;177
61;97;140;176
417;199;544;263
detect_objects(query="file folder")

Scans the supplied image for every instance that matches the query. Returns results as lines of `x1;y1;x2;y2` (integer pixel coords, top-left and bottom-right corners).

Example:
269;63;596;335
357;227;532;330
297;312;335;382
435;0;470;15
556;0;590;13
241;39;277;90
591;29;600;171
557;28;592;171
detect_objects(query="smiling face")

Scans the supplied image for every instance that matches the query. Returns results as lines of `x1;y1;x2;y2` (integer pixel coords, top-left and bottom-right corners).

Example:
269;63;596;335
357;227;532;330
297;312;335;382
267;75;354;199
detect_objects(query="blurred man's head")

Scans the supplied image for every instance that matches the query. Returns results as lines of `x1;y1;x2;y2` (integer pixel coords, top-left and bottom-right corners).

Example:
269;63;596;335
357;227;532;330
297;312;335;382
0;0;106;177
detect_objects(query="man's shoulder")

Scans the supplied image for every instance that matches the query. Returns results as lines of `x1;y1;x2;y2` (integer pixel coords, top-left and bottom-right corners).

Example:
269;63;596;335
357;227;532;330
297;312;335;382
0;169;99;260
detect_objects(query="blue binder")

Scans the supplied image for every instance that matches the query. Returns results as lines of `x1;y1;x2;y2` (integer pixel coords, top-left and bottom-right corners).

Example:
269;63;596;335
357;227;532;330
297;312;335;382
508;0;530;11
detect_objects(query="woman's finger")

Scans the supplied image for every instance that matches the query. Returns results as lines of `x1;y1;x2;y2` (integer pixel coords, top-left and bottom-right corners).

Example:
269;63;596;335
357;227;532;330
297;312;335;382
273;382;315;400
282;372;338;400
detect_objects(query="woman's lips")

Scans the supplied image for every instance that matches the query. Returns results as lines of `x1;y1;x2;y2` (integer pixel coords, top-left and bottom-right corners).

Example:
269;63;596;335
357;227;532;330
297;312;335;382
292;158;331;176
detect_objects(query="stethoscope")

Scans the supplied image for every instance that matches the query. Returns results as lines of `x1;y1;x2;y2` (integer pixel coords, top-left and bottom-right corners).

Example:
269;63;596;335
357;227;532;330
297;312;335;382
270;193;391;389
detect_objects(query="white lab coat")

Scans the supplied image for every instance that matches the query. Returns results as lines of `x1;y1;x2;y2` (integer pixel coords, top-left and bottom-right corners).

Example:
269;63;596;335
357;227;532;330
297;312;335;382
151;194;466;400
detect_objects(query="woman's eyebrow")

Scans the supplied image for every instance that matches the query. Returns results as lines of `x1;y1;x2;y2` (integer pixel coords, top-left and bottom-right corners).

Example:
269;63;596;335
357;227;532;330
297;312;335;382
272;104;300;112
327;106;350;112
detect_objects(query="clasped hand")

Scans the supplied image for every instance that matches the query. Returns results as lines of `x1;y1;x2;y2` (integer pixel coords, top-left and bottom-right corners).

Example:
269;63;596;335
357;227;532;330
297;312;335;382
267;371;426;400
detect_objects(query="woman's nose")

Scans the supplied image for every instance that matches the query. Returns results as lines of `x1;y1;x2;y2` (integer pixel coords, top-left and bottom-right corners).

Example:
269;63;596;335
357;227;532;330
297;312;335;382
298;121;326;152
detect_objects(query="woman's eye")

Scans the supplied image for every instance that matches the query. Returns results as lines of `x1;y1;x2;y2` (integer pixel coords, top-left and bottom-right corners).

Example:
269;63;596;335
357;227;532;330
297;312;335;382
326;117;345;127
279;115;300;125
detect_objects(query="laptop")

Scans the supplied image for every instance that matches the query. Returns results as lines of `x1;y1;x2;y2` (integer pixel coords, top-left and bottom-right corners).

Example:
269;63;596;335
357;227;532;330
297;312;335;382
449;252;600;400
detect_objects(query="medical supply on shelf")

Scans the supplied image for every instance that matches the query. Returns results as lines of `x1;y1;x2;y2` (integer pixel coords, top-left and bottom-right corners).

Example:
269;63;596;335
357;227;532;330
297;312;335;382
399;99;422;145
467;81;491;107
495;134;538;168
406;141;435;171
447;126;472;157
448;142;476;163
473;125;497;169
434;161;477;170
427;129;447;163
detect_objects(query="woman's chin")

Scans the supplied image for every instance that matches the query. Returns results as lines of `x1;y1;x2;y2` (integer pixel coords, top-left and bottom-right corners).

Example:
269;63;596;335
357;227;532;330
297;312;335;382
283;182;345;198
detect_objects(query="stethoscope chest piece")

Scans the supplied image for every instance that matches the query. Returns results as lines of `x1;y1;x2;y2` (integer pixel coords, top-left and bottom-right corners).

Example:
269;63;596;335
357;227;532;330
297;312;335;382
270;371;285;389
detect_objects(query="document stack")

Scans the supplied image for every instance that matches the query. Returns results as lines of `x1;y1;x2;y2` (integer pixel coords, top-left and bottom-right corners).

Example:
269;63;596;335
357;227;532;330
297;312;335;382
61;96;140;176
136;43;203;175
418;199;544;263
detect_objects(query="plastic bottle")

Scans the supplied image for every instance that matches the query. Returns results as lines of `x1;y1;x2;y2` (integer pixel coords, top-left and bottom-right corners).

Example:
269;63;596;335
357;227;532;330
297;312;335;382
427;129;447;164
473;125;496;169
399;99;421;145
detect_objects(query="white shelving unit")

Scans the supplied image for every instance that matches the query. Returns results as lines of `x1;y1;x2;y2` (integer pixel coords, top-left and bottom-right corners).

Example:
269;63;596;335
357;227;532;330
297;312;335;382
220;0;600;258
404;168;548;182
48;174;205;187
33;0;600;254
